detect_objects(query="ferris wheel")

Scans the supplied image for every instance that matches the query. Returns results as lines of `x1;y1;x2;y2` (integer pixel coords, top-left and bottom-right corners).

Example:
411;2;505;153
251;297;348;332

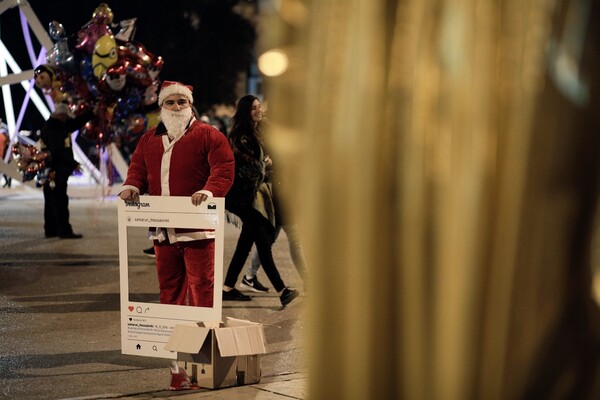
0;0;127;196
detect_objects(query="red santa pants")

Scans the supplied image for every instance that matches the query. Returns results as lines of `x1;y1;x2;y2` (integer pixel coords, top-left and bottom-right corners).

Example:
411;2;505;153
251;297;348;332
154;238;215;307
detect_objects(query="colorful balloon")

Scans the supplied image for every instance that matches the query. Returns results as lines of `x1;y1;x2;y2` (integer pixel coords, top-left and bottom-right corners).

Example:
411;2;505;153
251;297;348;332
92;3;114;25
75;22;111;55
121;59;152;87
34;64;69;103
33;64;56;91
79;56;93;80
118;41;154;67
46;21;78;75
147;56;164;81
16;159;28;170
79;56;99;97
48;20;66;41
127;113;147;135
143;81;159;105
80;119;100;143
66;75;93;104
26;161;40;174
114;18;137;42
104;61;127;92
92;34;117;79
115;87;142;120
145;109;161;130
35;167;50;187
11;143;49;183
33;4;164;148
46;39;77;75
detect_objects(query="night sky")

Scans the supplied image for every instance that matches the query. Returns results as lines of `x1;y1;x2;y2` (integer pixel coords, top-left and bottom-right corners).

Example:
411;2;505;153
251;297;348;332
1;0;257;131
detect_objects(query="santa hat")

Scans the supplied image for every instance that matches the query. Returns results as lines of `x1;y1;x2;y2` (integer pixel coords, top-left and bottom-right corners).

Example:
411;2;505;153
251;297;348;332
158;81;193;106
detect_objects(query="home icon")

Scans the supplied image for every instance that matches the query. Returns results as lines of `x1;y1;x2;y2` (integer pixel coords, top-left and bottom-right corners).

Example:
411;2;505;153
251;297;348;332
136;344;141;350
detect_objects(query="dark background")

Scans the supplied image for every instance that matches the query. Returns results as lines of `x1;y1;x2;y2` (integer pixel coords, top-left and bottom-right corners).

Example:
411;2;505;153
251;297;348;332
0;0;258;132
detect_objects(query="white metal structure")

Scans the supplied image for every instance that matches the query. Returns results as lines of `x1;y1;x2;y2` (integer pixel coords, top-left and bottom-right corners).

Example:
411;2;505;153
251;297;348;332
0;0;126;195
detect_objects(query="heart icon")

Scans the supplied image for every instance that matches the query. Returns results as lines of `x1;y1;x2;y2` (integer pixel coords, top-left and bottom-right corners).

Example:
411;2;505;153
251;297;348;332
128;306;134;311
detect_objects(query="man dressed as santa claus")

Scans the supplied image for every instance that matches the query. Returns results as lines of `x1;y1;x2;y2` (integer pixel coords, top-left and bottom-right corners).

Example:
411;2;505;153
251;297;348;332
119;81;234;307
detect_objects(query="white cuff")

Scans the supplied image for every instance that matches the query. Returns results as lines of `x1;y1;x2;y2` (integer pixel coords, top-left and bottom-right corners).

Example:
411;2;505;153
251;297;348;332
195;189;213;197
119;185;140;195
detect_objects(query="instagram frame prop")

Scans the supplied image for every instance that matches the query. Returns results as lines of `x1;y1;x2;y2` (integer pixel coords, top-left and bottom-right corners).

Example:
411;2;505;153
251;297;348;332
118;195;224;359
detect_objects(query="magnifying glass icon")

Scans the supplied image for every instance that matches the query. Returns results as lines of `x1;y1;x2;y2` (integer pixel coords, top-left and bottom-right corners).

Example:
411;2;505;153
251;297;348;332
152;345;158;351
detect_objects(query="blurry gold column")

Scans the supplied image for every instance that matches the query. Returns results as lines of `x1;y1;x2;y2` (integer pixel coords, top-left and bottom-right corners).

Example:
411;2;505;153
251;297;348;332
260;0;600;399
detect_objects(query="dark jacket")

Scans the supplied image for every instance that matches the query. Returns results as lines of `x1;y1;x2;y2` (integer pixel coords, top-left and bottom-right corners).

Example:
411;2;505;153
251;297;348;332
40;111;92;182
225;132;266;210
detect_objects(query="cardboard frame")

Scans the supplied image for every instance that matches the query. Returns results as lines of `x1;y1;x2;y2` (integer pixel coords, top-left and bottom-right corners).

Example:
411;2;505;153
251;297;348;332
118;195;224;359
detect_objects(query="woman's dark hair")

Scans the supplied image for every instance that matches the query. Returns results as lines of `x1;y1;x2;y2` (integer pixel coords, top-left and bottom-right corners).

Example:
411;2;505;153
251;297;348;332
229;94;260;139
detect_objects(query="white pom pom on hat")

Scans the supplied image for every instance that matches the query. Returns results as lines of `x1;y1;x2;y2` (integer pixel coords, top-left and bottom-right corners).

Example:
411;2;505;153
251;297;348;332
158;80;194;106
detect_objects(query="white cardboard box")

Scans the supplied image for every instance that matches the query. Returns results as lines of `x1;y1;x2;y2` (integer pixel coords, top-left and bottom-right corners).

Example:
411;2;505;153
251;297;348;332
164;318;267;389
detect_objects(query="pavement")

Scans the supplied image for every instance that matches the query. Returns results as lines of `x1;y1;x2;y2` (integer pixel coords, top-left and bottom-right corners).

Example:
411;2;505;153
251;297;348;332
0;184;308;400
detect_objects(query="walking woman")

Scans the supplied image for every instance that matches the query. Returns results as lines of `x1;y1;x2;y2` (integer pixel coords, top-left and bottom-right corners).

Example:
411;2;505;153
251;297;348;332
223;95;299;307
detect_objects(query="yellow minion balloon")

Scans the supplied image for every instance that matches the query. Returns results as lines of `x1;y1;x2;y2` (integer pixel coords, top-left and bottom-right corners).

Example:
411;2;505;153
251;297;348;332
93;3;114;24
92;34;117;79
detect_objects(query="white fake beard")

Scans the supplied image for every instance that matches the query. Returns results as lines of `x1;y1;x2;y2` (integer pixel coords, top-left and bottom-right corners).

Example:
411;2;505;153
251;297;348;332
160;107;193;140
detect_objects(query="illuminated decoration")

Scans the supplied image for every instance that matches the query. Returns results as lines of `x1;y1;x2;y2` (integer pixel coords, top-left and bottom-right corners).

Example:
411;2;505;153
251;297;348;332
0;0;52;157
0;0;127;195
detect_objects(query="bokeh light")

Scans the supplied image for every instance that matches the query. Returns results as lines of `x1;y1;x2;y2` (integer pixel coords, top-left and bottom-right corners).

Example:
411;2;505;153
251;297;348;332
258;49;289;77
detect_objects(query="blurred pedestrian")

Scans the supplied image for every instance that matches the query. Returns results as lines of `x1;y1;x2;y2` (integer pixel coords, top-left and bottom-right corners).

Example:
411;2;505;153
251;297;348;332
223;94;299;307
240;126;308;292
119;81;234;307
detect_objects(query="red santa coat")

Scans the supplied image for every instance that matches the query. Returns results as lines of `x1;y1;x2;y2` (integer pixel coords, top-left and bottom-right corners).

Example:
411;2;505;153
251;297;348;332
125;119;234;197
123;119;234;240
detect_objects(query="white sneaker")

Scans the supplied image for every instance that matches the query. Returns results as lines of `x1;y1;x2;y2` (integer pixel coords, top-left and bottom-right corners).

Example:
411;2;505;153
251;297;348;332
239;276;269;292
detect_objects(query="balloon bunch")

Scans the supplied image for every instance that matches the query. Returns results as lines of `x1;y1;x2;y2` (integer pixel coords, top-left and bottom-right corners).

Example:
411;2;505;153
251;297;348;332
11;142;50;186
34;3;163;147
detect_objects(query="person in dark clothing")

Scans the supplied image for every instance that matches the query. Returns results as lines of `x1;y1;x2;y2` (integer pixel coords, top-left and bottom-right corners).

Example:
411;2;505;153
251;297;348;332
40;104;92;239
223;94;299;307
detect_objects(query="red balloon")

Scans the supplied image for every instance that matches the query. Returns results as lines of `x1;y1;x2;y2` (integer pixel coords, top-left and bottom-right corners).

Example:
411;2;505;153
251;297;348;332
12;143;48;181
127;113;146;134
33;151;49;162
122;41;153;66
116;44;134;62
75;23;111;55
104;61;127;91
80;116;113;146
26;161;40;174
122;59;152;87
67;75;93;102
80;120;100;142
16;159;28;170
